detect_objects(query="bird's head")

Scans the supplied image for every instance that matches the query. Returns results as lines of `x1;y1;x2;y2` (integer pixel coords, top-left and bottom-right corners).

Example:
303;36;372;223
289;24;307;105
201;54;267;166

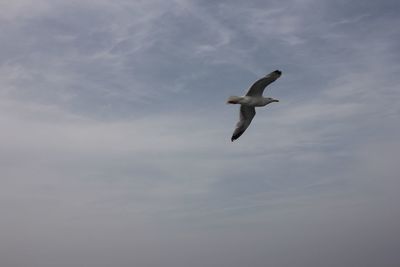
267;97;279;103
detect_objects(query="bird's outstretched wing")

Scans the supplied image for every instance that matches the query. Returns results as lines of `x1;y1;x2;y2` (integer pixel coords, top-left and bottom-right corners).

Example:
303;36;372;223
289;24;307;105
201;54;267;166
231;105;256;141
245;70;282;97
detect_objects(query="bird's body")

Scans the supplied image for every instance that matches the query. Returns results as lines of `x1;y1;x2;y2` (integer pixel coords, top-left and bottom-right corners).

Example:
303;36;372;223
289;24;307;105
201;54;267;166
227;70;282;142
227;95;277;107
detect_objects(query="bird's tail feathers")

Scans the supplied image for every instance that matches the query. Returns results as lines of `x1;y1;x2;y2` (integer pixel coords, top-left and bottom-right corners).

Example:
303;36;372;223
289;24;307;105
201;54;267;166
226;96;241;104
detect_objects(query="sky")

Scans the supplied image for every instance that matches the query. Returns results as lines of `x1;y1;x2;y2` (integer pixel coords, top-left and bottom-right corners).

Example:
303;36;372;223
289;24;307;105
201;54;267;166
1;0;400;266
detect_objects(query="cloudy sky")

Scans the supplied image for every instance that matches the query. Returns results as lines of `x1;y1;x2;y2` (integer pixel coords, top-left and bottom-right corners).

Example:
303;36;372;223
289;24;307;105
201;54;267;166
1;0;400;266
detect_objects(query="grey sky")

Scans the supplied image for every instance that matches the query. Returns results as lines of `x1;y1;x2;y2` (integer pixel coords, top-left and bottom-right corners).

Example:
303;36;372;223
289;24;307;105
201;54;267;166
1;0;400;266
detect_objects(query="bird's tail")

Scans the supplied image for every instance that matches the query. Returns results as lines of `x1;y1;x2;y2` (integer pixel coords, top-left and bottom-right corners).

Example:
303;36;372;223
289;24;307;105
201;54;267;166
226;96;241;104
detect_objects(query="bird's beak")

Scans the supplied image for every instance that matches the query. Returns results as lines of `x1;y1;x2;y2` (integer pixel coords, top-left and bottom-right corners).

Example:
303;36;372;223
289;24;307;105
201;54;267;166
273;99;279;102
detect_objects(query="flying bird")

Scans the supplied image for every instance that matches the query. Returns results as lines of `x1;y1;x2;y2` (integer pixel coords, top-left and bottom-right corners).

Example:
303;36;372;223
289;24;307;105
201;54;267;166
227;70;282;142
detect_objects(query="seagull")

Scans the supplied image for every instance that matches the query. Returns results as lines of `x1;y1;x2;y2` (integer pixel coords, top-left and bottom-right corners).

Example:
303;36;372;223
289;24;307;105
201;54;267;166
227;70;282;142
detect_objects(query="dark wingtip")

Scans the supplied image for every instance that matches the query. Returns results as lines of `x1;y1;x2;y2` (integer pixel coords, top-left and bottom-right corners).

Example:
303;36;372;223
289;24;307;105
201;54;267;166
274;70;282;75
